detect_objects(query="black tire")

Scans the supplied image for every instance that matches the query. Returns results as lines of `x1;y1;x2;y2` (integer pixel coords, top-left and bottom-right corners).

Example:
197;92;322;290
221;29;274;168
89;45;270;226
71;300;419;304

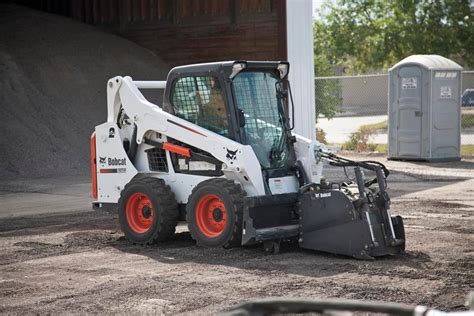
186;178;246;248
118;176;179;245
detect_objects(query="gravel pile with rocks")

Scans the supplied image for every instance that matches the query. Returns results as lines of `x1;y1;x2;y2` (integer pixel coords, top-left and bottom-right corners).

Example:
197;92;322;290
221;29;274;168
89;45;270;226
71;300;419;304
0;4;169;179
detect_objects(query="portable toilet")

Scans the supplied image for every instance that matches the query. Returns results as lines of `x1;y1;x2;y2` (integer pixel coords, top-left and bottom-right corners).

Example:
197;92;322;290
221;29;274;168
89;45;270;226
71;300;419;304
388;55;462;161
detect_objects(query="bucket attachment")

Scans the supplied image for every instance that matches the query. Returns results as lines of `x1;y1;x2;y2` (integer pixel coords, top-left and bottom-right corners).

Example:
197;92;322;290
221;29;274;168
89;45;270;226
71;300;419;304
298;189;405;259
240;153;405;259
298;165;405;259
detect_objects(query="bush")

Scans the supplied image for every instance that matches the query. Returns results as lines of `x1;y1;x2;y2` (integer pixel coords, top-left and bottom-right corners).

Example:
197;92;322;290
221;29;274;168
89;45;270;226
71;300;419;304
316;128;328;144
342;126;377;151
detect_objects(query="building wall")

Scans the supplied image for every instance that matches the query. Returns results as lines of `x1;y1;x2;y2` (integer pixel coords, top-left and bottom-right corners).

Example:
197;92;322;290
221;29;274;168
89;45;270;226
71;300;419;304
14;0;319;140
286;0;315;140
20;0;287;67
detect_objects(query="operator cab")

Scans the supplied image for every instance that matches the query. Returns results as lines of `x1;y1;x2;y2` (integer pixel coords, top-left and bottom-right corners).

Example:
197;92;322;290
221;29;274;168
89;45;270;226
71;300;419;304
162;61;297;180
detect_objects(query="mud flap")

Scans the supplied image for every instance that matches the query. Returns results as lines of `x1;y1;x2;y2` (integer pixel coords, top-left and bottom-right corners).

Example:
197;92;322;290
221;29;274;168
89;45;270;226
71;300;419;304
241;193;299;246
298;190;405;259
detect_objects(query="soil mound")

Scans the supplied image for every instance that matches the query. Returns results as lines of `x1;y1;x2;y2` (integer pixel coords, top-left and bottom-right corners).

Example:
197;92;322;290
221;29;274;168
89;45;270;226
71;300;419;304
0;4;169;180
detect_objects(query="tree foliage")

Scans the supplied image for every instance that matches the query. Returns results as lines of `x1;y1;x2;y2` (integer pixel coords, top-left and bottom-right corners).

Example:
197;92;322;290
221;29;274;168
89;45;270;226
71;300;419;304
314;0;474;75
314;77;342;120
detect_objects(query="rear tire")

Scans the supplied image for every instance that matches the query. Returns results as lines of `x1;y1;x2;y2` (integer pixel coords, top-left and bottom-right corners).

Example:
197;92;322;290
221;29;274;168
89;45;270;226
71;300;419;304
186;178;245;248
118;176;179;245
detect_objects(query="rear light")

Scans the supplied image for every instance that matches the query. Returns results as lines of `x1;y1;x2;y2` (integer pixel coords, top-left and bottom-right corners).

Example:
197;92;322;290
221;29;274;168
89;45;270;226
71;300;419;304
90;132;97;199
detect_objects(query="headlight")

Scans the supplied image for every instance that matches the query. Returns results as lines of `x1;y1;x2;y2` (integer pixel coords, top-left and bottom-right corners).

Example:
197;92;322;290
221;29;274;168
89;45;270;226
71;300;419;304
277;62;290;79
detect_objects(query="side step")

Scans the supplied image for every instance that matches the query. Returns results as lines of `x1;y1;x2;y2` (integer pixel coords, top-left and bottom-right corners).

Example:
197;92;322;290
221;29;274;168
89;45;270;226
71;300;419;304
250;225;299;243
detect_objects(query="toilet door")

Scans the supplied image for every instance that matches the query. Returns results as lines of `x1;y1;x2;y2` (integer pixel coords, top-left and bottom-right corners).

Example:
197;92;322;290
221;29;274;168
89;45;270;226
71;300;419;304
396;67;422;157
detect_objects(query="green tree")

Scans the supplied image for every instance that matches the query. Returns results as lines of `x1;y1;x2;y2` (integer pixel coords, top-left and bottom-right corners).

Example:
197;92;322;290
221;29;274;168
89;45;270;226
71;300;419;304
313;19;343;120
314;0;474;75
314;75;342;120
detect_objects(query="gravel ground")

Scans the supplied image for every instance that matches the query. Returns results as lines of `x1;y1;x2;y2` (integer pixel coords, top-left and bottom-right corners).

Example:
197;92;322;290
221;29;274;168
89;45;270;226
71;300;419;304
0;157;473;314
2;4;472;314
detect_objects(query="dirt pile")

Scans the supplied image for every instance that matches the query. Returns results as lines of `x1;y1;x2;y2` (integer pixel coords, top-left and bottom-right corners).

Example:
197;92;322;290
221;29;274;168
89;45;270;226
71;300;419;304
0;4;169;180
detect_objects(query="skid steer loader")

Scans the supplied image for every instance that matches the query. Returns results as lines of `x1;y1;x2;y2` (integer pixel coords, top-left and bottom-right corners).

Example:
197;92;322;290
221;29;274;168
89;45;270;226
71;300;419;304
91;61;405;259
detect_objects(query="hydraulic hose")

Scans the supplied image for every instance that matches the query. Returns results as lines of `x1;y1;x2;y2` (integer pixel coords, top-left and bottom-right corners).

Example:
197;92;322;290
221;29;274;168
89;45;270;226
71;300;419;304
320;151;389;187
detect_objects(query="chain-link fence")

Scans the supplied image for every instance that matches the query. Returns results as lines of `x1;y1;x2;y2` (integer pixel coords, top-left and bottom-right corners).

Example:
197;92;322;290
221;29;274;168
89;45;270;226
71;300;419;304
315;71;474;156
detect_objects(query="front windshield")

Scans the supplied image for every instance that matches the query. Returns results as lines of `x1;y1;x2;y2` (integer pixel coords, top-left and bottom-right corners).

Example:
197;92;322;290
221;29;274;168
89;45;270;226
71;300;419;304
232;71;290;169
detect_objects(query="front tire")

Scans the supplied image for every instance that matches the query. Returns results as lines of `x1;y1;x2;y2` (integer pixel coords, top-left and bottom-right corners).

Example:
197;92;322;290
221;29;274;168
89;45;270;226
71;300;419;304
118;177;179;245
186;178;246;248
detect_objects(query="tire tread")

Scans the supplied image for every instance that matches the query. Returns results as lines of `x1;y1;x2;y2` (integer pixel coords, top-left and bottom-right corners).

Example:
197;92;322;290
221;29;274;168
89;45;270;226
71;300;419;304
119;176;178;245
186;178;246;248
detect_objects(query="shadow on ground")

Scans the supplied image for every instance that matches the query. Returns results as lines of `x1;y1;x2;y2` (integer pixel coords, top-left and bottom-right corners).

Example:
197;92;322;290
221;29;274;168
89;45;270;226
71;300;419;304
111;230;433;280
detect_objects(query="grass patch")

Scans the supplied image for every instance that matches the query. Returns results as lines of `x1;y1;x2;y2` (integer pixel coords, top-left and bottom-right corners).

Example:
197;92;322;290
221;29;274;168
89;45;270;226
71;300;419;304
461;144;474;156
373;143;387;153
341;114;474;155
361;120;388;131
339;143;473;156
462;113;474;128
358;114;474;130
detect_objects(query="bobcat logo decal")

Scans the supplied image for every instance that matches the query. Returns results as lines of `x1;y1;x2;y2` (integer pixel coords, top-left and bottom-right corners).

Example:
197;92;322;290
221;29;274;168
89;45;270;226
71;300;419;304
99;157;106;164
226;148;238;161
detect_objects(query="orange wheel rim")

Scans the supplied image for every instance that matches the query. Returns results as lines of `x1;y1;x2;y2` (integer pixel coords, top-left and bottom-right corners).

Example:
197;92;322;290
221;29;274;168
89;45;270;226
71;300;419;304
195;194;227;238
126;192;154;234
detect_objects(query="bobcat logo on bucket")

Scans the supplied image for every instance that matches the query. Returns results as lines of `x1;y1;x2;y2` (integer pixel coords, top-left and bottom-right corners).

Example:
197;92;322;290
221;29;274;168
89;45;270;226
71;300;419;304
226;148;238;160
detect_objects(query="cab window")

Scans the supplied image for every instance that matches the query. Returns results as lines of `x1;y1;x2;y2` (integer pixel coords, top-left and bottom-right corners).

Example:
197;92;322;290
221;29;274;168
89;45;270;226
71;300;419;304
171;76;229;136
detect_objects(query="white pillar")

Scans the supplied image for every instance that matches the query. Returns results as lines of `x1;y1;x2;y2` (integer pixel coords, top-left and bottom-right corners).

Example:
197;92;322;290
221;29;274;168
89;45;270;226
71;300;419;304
286;0;316;140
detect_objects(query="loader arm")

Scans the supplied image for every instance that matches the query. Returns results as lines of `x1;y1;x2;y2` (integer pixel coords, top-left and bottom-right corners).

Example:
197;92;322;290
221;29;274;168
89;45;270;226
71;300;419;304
106;76;266;197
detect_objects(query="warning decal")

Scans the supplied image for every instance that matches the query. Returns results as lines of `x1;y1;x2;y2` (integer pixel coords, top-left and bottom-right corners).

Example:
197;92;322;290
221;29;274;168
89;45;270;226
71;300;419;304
401;77;417;89
440;86;452;99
